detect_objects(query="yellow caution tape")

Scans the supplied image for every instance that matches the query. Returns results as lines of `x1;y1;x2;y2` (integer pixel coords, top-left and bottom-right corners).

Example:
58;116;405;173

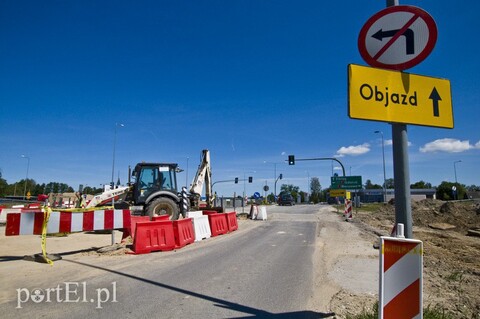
41;207;53;265
39;205;115;265
49;206;114;212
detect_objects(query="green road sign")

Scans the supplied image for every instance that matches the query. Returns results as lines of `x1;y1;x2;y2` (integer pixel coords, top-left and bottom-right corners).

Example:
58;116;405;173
331;176;363;189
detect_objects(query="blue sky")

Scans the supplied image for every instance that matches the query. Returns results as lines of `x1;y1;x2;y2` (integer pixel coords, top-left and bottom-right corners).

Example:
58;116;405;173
1;0;479;197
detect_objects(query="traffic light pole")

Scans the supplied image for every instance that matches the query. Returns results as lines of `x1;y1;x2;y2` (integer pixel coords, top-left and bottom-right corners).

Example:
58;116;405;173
274;174;283;200
212;178;252;192
289;157;346;177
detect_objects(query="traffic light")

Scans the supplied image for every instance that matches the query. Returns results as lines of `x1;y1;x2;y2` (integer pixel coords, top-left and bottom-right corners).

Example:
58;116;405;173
279;173;283;180
288;155;295;165
248;176;253;183
234;177;239;184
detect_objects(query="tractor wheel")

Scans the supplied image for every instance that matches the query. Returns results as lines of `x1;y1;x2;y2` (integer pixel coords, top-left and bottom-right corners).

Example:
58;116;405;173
147;197;180;220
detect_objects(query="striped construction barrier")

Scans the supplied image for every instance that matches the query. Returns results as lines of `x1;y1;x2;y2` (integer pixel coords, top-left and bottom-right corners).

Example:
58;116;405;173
5;209;131;236
4;206;239;257
379;236;423;319
0;207;42;224
1;208;22;224
344;199;352;220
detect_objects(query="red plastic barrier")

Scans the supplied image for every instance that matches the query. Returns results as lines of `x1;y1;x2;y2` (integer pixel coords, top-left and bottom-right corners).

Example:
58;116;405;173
173;218;194;248
153;215;171;221
226;212;238;232
125;215;172;240
202;210;218;216
132;220;175;254
128;216;150;240
208;214;228;237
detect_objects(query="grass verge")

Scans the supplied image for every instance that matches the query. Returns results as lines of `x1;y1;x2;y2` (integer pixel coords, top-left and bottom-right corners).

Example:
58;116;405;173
346;303;454;319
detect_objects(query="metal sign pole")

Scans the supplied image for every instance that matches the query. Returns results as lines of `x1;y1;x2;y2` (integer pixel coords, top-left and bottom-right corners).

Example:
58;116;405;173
392;124;412;238
386;0;413;239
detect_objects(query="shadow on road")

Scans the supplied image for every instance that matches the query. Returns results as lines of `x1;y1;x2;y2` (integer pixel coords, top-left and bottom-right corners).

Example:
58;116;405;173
0;247;101;263
64;259;335;318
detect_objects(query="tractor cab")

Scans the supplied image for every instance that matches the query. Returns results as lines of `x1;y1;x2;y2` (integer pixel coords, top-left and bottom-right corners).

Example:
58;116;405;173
131;163;179;204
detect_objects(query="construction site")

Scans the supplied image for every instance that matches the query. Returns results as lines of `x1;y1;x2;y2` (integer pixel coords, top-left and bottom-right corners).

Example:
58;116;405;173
337;199;480;318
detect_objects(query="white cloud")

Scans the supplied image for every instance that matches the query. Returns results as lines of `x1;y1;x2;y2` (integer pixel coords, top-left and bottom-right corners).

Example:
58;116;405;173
336;143;370;157
419;138;480;153
383;139;412;147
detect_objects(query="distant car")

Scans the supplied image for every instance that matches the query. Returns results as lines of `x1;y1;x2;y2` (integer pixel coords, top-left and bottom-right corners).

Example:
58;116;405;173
278;193;295;206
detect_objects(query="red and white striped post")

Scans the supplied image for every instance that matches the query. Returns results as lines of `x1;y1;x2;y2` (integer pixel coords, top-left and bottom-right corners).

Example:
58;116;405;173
379;225;423;318
344;199;353;220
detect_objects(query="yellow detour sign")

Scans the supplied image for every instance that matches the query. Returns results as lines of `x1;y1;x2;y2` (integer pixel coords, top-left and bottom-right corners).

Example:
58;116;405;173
330;189;346;197
348;64;453;128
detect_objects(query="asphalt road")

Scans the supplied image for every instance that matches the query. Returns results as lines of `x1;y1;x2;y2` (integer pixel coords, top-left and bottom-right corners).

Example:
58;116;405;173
4;205;337;319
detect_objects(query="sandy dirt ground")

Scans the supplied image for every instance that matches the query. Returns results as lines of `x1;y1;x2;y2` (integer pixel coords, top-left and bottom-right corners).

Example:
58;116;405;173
337;199;480;319
308;205;379;317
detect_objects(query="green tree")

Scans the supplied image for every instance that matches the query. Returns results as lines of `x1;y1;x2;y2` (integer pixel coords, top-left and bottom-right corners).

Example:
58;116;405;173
44;182;73;193
0;170;8;197
365;179;382;189
14;179;37;198
436;181;466;200
267;192;275;203
384;178;395;189
411;180;433;189
280;184;300;200
466;184;480;191
310;177;322;204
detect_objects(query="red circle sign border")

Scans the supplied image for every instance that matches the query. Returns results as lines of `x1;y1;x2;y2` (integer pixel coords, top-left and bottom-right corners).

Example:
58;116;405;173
358;5;438;71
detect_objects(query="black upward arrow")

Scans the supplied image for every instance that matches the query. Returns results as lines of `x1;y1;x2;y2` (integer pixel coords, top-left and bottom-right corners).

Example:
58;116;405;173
372;28;415;55
429;87;442;117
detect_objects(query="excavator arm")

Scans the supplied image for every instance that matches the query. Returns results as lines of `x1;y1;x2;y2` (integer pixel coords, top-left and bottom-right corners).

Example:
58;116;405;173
189;149;213;208
85;186;130;208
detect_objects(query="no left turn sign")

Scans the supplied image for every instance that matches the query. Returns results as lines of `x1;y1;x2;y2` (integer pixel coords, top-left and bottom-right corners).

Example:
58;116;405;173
358;5;437;70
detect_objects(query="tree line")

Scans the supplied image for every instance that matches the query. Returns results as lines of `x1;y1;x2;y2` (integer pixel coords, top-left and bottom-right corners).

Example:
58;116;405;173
1;171;478;202
363;178;479;201
0;173;103;198
268;177;479;204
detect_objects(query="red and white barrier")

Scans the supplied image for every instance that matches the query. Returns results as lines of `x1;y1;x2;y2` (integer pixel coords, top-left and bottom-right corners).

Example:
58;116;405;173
1;208;39;224
344;199;352;220
379;236;423;319
5;209;131;236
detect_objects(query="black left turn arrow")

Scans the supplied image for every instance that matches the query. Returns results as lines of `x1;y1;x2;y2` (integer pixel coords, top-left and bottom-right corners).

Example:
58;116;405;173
372;28;415;55
429;87;442;117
